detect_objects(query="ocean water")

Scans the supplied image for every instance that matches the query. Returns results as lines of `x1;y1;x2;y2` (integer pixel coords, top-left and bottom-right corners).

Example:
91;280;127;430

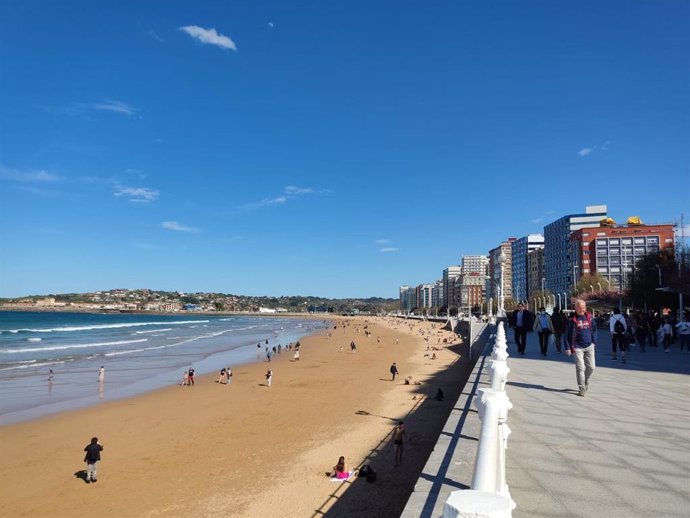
0;311;327;424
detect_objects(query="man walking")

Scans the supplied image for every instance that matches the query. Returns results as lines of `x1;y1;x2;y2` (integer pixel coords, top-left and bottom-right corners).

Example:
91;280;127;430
392;421;407;467
390;362;399;381
609;307;628;362
533;307;554;357
565;299;597;397
83;437;103;483
509;303;534;355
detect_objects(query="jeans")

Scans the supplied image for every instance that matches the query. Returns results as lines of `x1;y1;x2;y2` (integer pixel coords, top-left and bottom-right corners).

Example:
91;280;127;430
86;461;98;481
573;344;596;389
611;334;627;354
553;332;564;352
538;331;551;355
679;334;690;350
513;327;528;353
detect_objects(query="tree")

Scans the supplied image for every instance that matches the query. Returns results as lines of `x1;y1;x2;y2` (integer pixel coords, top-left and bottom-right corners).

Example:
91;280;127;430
574;273;608;296
629;248;690;312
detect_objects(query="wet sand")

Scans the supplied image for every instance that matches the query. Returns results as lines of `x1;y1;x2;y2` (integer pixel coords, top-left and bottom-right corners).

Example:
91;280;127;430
0;316;470;518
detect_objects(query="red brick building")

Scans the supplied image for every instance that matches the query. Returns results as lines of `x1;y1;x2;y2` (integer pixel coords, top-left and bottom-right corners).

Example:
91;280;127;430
570;223;675;289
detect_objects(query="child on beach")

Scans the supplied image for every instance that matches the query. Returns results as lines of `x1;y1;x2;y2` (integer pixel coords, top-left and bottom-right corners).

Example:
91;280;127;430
331;456;349;479
181;371;189;386
265;369;273;387
218;368;226;384
226;367;232;385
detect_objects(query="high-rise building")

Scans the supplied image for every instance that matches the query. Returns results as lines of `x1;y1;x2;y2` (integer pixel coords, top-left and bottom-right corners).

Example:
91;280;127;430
461;255;490;275
544;205;608;295
431;280;443;309
489;239;516;301
527;248;545;299
570;222;675;290
443;266;462;309
457;272;488;309
511;234;544;302
416;284;434;309
399;285;411;312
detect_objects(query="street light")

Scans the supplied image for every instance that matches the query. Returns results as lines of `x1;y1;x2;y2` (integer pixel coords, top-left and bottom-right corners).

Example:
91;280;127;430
573;264;579;291
497;252;507;318
541;277;545;293
563;292;569;311
557;293;561;308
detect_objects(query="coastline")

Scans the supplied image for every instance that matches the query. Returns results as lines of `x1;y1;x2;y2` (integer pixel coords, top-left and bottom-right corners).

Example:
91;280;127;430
0;316;467;517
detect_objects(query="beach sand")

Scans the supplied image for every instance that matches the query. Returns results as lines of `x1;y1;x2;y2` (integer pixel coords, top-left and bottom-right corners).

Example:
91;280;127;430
0;317;472;518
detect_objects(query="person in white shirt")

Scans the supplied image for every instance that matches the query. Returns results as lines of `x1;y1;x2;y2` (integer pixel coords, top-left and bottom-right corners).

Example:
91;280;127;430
609;308;628;362
675;319;690;352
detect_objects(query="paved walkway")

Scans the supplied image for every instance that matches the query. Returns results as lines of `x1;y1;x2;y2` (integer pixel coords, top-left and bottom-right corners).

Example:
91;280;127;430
505;328;690;518
401;326;690;518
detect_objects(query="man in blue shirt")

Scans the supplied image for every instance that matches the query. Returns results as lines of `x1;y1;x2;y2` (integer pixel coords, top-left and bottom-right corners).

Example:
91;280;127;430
565;299;597;397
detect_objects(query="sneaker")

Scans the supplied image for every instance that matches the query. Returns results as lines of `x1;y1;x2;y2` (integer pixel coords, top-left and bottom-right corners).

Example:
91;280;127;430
578;387;586;397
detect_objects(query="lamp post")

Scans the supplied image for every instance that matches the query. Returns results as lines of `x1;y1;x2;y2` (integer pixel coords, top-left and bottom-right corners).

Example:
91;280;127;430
563;292;568;311
557;293;561;309
497;252;507;318
541;277;545;294
573;264;579;292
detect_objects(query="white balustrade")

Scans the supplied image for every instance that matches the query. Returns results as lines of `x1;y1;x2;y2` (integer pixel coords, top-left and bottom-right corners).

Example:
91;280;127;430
445;322;515;518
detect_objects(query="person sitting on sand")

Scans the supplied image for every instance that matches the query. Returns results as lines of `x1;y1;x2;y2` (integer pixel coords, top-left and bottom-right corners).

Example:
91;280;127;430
331;456;349;479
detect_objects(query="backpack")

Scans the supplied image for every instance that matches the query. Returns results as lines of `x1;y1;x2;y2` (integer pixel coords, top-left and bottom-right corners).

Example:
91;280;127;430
613;318;625;335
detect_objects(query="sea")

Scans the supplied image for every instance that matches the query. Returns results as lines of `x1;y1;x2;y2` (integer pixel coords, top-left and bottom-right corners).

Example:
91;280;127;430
0;311;328;425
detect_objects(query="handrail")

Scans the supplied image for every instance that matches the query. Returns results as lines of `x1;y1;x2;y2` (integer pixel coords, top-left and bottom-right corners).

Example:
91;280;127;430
443;322;515;518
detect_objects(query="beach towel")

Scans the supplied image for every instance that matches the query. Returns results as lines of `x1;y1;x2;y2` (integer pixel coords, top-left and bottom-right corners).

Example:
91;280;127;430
330;470;355;482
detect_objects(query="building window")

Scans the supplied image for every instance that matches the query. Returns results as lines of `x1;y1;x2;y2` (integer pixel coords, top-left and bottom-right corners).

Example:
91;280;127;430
621;238;632;245
610;248;620;255
609;238;620;245
597;232;606;237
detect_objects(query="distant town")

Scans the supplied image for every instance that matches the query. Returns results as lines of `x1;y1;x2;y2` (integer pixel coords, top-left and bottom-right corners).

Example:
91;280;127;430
0;288;398;315
400;205;688;317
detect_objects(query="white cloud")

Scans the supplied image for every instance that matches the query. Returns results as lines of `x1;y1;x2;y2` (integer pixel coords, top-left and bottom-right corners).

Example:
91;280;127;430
93;100;139;116
284;186;314;195
379;247;400;253
0;166;59;183
178;25;237;51
162;221;198;233
375;239;390;244
243;185;327;210
114;186;159;203
578;147;593;157
268;22;274;28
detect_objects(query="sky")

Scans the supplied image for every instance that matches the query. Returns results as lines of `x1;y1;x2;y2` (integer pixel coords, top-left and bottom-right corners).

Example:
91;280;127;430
1;0;688;299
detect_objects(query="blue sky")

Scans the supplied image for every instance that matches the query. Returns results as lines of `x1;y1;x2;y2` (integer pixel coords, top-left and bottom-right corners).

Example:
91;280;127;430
1;1;688;299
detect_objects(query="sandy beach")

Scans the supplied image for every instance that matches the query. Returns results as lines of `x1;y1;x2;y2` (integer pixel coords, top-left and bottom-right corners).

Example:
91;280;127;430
0;316;473;518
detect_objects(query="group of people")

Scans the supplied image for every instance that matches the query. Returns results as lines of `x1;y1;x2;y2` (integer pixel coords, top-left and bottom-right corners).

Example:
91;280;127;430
180;368;195;386
217;367;233;384
510;299;688;397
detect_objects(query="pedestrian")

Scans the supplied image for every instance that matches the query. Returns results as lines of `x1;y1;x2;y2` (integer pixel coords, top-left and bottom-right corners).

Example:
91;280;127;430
98;366;105;383
226;367;232;385
676;319;690;352
635;315;649;352
533;307;554;357
265;369;273;387
390;362;399;381
610;308;628;362
48;369;54;382
293;348;300;361
188;367;195;385
661;319;673;352
565;299;597;397
392;421;407;467
218;368;226;384
551;307;568;353
508;303;534;355
350;341;356;353
83;437;103;483
181;371;189;386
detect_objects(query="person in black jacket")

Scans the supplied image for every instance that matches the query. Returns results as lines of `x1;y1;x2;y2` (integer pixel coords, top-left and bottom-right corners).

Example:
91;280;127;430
508;303;534;355
84;437;103;483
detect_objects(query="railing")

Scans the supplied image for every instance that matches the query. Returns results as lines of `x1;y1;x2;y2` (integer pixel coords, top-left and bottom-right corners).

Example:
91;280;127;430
443;322;516;518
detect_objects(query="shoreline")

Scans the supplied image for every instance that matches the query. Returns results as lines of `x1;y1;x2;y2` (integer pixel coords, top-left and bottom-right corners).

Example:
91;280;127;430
0;316;467;517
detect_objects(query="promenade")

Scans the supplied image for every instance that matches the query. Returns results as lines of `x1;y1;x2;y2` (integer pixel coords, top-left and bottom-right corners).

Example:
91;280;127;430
401;326;690;518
